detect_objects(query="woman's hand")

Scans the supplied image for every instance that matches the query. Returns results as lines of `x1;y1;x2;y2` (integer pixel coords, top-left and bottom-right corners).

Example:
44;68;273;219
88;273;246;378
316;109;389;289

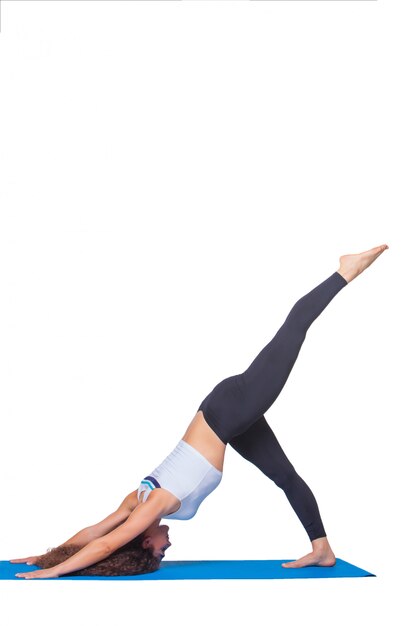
15;567;60;579
10;556;40;565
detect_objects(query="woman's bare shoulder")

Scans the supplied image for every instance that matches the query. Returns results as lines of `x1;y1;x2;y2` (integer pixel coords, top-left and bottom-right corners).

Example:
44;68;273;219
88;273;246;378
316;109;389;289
125;489;141;511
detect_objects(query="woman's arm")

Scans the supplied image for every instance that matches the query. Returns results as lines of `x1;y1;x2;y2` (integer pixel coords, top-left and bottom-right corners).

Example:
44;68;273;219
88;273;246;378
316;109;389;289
50;497;164;578
12;490;139;568
15;492;164;579
12;503;132;566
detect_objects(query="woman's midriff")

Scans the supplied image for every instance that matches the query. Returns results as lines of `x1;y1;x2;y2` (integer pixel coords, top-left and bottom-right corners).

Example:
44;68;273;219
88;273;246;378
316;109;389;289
181;410;226;473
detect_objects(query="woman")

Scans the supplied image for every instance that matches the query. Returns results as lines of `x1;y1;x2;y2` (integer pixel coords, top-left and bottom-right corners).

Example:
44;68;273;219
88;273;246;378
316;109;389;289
12;244;389;579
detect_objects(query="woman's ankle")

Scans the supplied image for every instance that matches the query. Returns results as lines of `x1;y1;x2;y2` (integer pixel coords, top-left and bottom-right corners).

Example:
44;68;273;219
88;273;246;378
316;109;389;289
337;267;355;283
311;536;332;554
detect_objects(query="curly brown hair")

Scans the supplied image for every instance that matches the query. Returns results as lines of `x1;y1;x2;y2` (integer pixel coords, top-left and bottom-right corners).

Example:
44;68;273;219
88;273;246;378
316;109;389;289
35;533;161;576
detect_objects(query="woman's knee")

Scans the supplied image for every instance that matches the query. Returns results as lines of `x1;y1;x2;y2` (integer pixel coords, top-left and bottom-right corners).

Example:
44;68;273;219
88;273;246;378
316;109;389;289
272;465;299;491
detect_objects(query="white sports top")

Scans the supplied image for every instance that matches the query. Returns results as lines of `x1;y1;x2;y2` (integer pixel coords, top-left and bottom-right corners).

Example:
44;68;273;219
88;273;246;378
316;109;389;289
137;439;223;520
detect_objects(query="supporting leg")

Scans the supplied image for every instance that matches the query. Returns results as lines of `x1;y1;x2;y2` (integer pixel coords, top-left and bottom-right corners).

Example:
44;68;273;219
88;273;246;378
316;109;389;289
229;415;326;542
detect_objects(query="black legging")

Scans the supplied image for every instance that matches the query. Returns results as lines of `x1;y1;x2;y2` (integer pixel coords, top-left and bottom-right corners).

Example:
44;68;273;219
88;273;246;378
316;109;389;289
198;270;348;541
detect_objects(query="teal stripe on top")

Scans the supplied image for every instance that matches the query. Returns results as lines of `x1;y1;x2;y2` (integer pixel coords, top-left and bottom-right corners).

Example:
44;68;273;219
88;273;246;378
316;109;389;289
140;480;155;490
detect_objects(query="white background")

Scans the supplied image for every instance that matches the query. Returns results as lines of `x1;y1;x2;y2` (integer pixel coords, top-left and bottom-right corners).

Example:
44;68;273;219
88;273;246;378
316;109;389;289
0;0;415;624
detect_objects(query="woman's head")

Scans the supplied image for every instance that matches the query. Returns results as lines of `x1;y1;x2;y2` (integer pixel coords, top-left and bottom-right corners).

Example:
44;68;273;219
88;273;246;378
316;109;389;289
141;522;171;561
34;526;172;576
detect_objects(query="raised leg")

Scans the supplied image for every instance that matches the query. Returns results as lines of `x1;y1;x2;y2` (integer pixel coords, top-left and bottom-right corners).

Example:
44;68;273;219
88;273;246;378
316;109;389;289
235;271;348;434
199;271;348;444
200;245;389;445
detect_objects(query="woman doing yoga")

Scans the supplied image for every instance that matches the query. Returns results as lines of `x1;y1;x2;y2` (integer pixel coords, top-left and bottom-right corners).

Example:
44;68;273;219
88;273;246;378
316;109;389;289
12;244;389;579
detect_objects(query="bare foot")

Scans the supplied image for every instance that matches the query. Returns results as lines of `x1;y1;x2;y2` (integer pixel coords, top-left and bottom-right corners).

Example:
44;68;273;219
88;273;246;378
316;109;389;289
337;244;389;283
282;551;336;569
282;537;336;569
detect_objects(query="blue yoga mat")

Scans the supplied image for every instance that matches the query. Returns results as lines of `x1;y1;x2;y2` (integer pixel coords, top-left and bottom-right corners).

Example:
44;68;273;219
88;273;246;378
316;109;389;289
1;558;375;580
